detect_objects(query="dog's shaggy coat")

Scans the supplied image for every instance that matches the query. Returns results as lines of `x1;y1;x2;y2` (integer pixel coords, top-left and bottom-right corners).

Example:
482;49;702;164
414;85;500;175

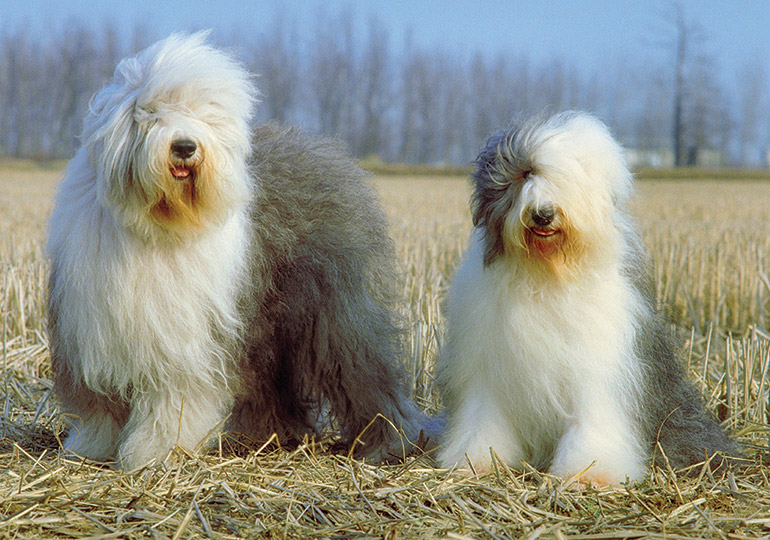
437;112;734;485
230;122;434;460
48;33;433;469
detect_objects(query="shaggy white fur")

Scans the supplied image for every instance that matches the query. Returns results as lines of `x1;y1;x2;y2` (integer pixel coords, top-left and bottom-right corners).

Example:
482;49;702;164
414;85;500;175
47;32;256;469
438;113;650;486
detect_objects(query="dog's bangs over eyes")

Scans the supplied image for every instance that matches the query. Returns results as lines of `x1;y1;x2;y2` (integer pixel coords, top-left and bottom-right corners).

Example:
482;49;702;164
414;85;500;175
133;103;160;125
482;133;534;188
471;130;536;265
472;132;531;225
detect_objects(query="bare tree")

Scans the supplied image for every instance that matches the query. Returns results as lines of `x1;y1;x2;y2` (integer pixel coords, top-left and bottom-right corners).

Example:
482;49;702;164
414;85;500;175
100;24;126;80
436;59;470;164
467;54;519;144
0;30;42;157
52;24;102;156
397;33;422;163
685;57;732;165
737;61;768;165
634;70;673;157
656;2;713;166
398;44;455;164
250;14;301;123
670;4;689;165
356;17;392;158
641;1;740;166
307;9;356;138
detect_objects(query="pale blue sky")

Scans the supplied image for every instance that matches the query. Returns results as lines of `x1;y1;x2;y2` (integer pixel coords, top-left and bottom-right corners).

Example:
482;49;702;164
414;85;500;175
2;0;768;77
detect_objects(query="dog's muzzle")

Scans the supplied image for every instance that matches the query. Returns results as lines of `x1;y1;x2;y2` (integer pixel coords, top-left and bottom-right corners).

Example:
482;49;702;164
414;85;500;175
170;139;198;180
529;205;558;237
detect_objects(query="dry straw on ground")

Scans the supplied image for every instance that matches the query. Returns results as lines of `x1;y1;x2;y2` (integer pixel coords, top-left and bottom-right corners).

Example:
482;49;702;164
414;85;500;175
1;166;769;539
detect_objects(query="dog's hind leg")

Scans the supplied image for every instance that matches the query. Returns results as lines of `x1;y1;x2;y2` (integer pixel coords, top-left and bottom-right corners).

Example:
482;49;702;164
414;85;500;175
301;281;430;460
309;305;427;461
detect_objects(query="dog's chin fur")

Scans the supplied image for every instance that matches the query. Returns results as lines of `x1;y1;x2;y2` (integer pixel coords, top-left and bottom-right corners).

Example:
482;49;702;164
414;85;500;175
438;112;735;485
506;212;591;283
48;33;437;471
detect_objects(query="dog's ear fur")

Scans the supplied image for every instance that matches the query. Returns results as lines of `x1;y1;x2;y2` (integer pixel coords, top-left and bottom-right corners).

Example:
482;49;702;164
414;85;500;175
471;131;525;267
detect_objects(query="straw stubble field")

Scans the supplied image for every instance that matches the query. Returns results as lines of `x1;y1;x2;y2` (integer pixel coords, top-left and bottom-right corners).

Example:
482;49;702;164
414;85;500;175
1;165;769;539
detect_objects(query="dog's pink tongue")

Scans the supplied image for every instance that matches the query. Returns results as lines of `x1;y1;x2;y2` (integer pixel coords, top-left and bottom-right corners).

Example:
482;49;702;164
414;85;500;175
171;166;191;179
532;227;556;237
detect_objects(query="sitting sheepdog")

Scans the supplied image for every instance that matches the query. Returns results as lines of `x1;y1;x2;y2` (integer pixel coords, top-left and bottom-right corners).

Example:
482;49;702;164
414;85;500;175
48;32;436;469
437;112;735;486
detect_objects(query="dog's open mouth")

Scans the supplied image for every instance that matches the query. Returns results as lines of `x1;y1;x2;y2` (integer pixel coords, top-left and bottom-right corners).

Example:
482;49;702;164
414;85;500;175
530;227;558;238
170;165;194;180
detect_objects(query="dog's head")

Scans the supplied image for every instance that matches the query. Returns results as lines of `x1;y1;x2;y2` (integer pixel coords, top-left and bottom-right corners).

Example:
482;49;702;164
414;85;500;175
81;32;258;241
471;112;633;277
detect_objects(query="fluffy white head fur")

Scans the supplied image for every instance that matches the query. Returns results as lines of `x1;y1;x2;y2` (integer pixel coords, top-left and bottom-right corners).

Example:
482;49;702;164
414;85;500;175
79;31;256;242
438;112;649;486
471;112;637;283
48;33;257;469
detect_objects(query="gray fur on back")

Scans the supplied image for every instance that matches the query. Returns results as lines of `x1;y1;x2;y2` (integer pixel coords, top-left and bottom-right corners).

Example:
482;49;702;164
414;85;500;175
228;123;438;459
623;239;737;469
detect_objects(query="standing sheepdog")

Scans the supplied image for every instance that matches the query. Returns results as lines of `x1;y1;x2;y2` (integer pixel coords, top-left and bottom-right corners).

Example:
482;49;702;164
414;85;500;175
437;112;734;486
48;33;435;470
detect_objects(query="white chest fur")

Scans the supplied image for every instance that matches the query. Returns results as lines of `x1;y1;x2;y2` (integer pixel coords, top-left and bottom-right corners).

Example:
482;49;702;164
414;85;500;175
439;231;647;480
50;200;248;396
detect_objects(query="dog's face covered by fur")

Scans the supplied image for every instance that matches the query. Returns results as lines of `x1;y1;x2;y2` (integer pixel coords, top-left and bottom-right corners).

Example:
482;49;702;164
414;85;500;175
81;32;256;241
472;113;633;278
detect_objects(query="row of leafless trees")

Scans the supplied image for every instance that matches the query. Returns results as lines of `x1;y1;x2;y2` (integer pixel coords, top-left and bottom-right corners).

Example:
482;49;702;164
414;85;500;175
0;12;767;166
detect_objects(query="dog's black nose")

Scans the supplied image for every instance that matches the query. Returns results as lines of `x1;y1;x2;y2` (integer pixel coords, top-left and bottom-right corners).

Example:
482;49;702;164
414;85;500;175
170;139;197;159
531;205;555;227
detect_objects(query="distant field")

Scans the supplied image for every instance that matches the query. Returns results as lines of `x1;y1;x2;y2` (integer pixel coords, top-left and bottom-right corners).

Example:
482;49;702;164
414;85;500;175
1;166;769;538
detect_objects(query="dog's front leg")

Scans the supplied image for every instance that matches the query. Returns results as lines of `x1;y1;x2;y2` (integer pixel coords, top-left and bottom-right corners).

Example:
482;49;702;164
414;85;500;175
116;388;229;470
549;395;646;486
439;387;524;474
63;411;123;463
